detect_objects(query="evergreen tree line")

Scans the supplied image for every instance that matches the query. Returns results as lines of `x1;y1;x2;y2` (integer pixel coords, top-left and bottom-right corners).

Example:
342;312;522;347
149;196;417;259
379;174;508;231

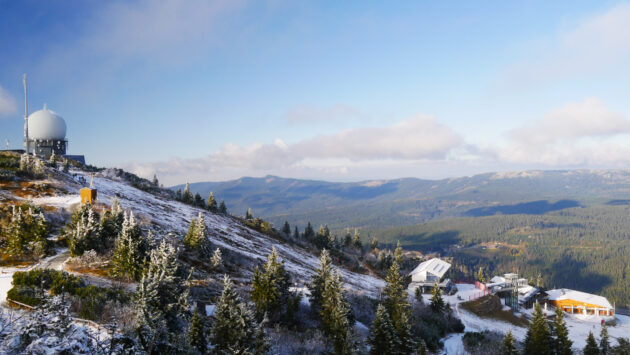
175;183;227;214
0;204;49;259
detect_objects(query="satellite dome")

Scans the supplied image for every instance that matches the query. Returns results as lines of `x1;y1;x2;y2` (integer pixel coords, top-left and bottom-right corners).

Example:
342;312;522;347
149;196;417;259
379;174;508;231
27;105;67;140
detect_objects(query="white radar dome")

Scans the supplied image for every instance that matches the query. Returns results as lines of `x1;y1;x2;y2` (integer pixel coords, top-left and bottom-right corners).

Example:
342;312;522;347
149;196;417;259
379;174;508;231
27;105;67;140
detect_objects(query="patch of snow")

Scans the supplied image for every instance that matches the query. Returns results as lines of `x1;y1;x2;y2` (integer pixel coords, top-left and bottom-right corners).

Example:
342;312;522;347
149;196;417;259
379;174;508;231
205;304;216;317
442;333;466;355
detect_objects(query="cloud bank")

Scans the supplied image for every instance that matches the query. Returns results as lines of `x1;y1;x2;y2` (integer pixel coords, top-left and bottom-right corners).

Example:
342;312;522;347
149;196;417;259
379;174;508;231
126;98;630;185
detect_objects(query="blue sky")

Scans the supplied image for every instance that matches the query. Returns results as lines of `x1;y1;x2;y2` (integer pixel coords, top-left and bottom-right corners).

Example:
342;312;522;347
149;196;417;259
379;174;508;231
2;0;630;185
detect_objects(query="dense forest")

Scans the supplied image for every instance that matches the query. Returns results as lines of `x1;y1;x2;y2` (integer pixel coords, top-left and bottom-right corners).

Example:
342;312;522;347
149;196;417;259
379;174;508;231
373;204;630;308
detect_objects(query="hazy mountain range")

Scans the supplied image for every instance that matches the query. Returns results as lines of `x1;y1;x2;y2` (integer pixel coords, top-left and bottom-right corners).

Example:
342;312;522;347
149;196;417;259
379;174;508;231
173;169;630;231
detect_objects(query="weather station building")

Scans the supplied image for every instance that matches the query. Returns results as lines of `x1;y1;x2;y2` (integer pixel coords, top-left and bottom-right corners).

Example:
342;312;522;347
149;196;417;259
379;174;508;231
8;75;85;164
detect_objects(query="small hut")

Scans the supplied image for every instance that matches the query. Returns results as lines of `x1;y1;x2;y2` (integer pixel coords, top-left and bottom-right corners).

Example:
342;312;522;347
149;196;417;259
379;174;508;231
80;175;97;204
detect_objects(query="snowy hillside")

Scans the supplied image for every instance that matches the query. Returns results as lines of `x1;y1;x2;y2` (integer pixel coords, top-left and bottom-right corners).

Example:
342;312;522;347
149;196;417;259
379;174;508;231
25;169;385;297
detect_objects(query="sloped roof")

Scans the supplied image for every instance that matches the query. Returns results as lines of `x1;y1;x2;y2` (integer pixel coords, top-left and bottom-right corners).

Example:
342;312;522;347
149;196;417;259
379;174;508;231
547;289;613;309
408;258;451;278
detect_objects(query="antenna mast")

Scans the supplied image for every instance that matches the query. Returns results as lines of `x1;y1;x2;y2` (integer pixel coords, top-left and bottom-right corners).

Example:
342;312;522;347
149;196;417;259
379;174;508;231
23;74;29;154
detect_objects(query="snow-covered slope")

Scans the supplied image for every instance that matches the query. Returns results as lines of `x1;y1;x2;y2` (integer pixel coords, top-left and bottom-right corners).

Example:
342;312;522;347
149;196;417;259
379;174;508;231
27;169;384;296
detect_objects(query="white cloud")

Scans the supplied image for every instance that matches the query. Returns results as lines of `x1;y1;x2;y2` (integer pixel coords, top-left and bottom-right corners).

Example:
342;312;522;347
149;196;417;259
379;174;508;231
124;115;463;184
0;86;17;117
495;98;630;166
501;3;630;86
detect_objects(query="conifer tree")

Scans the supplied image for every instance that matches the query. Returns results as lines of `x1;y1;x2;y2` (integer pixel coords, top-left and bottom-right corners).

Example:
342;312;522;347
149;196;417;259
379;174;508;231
218;200;227;214
430;283;445;313
551;307;572;355
282;221;291;236
502;330;518;355
111;211;147;281
584;331;601;355
370;237;379;250
353;229;362;249
176;189;182;200
383;261;415;354
368;304;398;354
152;174;159;186
251;247;291;322
477;267;486;283
207;192;218;212
194;193;204;208
344;229;352;247
524;303;553;355
210;248;223;270
418;340;428;355
309;249;333;315
304;222;315;239
320;270;353;354
394;241;403;264
62;158;69;172
293;226;300;239
187;310;206;353
183;212;209;255
135;240;189;353
601;323;611;355
182;183;194;204
414;286;423;304
211;275;269;354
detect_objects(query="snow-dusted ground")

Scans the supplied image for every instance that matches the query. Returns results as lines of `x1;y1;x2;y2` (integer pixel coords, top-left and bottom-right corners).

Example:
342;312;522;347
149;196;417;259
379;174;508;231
410;283;630;352
26;169;385;297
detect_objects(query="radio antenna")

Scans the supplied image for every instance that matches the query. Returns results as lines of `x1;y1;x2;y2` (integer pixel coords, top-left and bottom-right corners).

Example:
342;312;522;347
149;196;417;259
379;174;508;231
23;74;29;154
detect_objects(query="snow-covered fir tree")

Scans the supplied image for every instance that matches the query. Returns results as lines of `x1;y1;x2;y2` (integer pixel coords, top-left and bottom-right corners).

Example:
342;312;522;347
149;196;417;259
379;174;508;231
430;283;445;313
584;331;600;355
111;211;147;281
187;310;206;353
135;240;189;353
218;200;227;214
309;249;333;315
320;270;354;354
383;261;415;354
207;192;218;212
368;304;398;354
251;247;291;322
211;275;269;354
211;247;223;270
551;307;572;355
183;212;209;255
524;303;553;355
182;183;194;204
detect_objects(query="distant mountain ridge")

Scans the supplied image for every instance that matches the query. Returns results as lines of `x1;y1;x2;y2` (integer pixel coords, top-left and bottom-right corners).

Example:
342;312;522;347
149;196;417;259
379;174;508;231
172;169;630;231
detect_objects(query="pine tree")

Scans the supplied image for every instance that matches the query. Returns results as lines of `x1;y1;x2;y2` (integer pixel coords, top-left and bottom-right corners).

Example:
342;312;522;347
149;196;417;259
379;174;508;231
477;267;485;283
601;323;611;355
187;310;206;353
194;193;205;208
584;331;601;355
524;303;553;355
309;249;333;315
344;229;352;247
211;248;223;270
111;211;147;281
251;247;291;322
383;261;415;354
211;275;269;354
551;307;572;355
304;222;315;239
352;229;362;249
502;330;518;355
293;226;300;239
370;237;379;250
183;212;209;255
207;192;218;212
176;189;182;200
368;304;398;354
135;240;188;353
394;241;403;264
152;174;159;186
62;158;69;172
430;283;445;313
245;208;253;219
218;200;227;214
418;339;428;355
282;221;291;236
414;286;423;304
182;183;194;204
320;270;353;354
